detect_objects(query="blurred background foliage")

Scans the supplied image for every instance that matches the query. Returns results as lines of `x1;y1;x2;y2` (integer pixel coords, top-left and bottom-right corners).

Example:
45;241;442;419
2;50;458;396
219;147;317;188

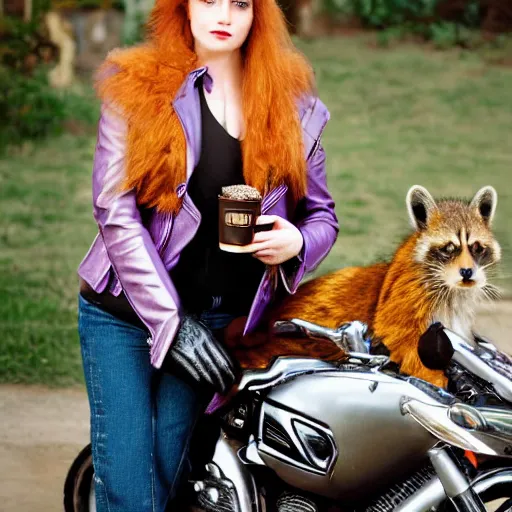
323;0;512;48
1;0;511;153
0;65;99;150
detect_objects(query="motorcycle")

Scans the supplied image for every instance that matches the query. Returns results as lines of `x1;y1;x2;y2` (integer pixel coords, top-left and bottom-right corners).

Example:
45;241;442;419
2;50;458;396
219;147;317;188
64;320;512;511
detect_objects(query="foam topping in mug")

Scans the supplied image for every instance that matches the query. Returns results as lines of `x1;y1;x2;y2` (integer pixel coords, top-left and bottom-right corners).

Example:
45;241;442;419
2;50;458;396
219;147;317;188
221;185;262;201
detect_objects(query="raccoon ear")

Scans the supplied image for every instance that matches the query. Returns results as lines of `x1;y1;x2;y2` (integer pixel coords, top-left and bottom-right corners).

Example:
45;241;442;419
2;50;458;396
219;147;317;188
406;185;437;231
470;186;497;225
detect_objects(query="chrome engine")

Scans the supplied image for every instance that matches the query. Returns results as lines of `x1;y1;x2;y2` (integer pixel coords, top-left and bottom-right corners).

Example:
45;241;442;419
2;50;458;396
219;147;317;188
192;323;512;512
255;366;439;500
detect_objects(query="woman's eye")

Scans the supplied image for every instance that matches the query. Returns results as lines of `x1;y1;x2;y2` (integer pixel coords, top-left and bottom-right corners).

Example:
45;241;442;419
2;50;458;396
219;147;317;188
233;0;250;7
441;243;456;254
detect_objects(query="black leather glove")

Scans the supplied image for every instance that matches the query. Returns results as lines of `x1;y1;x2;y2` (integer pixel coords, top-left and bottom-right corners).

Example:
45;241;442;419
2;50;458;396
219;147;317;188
162;315;238;394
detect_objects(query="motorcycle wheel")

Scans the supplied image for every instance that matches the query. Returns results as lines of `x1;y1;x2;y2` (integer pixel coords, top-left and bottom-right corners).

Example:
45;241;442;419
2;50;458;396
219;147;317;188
493;499;512;512
439;500;511;512
438;467;512;512
63;443;95;512
64;444;207;512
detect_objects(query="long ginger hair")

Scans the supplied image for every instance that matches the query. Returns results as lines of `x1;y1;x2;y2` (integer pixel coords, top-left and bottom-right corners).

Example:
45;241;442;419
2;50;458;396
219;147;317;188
95;0;315;213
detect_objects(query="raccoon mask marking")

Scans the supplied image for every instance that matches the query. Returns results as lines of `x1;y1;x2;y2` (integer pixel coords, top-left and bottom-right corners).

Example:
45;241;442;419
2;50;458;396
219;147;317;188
407;185;501;340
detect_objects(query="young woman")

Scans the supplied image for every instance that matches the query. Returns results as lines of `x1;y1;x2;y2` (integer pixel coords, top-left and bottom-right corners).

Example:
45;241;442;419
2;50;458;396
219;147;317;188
77;0;338;509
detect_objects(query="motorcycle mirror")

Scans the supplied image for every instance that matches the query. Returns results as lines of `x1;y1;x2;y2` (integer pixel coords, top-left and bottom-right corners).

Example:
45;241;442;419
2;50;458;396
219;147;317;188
418;322;454;370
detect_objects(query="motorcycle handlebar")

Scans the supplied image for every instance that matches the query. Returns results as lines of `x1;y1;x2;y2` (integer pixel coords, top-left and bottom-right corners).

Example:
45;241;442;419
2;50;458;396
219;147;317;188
443;328;512;404
419;323;512;404
272;319;371;354
276;320;512;404
449;403;512;439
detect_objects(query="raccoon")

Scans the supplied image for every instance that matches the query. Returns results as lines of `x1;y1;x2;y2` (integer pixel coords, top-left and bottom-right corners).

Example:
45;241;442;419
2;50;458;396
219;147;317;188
231;186;501;388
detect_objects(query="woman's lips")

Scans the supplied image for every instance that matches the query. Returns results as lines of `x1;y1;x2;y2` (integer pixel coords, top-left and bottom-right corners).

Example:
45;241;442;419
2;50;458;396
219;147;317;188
211;31;232;39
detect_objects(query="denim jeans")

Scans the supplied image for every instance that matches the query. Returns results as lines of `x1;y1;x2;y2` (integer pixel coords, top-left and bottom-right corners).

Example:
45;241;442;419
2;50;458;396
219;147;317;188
78;294;234;512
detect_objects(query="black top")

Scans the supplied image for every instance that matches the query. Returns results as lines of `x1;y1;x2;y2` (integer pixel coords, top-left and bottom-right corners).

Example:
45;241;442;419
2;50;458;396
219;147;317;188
171;80;265;316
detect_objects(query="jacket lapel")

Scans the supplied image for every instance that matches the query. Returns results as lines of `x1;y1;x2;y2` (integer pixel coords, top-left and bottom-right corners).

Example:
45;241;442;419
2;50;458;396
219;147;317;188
172;68;208;182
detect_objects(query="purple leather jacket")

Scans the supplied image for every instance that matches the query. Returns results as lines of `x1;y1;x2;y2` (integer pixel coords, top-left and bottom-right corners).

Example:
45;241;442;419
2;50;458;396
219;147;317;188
78;66;339;369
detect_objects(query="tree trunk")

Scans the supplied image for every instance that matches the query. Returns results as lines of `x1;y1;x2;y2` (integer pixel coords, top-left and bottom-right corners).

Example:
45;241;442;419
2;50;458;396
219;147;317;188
297;0;314;38
23;0;31;22
45;11;76;88
278;0;315;37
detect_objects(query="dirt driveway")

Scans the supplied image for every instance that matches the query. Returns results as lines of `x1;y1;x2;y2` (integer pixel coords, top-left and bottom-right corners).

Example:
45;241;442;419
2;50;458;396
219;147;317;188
1;302;511;512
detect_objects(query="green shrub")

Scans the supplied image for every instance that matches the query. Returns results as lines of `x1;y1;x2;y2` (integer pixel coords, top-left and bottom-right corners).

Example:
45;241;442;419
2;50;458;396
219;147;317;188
322;0;488;49
462;0;481;28
328;0;438;27
427;22;482;49
0;67;98;153
428;21;460;49
0;17;46;72
0;67;66;149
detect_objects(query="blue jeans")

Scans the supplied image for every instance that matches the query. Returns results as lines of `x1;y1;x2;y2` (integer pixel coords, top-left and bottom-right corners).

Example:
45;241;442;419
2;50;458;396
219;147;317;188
78;294;234;512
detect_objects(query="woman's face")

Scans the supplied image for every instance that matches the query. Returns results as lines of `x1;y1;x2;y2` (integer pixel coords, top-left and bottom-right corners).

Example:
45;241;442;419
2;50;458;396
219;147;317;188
188;0;254;56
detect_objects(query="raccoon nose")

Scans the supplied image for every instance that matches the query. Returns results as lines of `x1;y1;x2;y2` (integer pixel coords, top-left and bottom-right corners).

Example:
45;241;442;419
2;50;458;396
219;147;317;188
460;268;473;281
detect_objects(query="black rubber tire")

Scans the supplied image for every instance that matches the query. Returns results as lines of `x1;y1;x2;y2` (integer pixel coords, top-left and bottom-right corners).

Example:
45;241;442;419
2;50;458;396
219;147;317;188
439;467;512;511
495;498;512;512
63;443;94;512
439;493;512;511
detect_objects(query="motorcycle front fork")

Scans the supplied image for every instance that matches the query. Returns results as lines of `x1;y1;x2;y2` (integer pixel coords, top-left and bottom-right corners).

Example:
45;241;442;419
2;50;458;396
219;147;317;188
429;447;486;512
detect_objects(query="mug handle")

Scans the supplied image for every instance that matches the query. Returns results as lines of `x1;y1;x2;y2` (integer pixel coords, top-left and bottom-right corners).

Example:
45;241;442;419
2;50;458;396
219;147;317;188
254;222;275;233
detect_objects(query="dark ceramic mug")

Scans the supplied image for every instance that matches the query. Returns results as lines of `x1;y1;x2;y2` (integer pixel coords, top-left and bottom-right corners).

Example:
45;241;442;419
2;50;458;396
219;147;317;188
218;196;274;253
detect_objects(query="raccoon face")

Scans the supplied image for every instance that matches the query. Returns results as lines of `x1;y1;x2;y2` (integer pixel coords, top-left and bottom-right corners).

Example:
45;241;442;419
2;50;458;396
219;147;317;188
407;186;501;296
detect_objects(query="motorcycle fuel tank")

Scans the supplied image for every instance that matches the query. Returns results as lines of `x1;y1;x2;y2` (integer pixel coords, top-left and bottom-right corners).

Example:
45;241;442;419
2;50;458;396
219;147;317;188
256;369;439;501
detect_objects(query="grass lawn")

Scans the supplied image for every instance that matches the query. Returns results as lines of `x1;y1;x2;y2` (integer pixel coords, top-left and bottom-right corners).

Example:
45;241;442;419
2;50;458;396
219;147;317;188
1;35;511;385
0;134;98;385
297;37;512;279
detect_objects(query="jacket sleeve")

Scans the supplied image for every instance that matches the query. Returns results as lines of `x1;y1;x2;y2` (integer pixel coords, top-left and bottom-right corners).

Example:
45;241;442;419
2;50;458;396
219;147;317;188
279;141;339;294
92;103;181;368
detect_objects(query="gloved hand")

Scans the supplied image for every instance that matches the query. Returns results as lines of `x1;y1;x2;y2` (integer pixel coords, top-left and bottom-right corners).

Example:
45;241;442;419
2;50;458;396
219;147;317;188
162;315;238;394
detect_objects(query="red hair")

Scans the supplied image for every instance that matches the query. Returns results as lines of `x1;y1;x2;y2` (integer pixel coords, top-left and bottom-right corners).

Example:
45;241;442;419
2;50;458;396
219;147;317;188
95;0;315;213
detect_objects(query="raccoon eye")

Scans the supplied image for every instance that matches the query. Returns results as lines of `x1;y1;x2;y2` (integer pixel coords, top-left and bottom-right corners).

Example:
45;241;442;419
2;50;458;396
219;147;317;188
470;242;485;255
440;243;456;255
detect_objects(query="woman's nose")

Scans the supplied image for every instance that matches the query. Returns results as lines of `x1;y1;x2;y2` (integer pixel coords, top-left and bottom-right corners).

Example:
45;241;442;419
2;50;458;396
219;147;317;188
218;0;232;24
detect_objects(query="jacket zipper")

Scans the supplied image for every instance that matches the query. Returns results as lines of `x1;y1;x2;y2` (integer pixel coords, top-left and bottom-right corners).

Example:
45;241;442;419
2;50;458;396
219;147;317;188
261;184;288;214
156;212;173;256
244;267;271;335
156;181;188;256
